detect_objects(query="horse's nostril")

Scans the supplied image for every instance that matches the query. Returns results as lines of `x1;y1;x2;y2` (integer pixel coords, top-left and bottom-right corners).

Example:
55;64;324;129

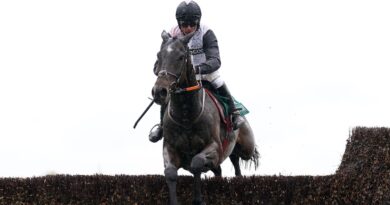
152;86;168;105
159;88;168;98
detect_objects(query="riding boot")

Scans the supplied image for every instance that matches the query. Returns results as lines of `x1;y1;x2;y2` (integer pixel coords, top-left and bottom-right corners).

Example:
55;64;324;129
149;104;166;143
216;83;245;130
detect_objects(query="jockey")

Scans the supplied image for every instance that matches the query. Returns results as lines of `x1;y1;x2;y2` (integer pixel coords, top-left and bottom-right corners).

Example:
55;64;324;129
149;0;245;143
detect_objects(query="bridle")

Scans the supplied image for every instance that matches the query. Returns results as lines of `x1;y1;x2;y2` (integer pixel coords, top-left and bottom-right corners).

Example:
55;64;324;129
157;45;201;95
157;43;205;128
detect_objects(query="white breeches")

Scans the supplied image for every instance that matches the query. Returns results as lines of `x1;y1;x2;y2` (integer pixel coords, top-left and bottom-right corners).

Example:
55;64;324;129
196;70;224;88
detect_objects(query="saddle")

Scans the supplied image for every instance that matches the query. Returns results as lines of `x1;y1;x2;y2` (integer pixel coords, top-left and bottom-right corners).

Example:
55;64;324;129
204;88;249;153
204;89;233;132
204;89;249;131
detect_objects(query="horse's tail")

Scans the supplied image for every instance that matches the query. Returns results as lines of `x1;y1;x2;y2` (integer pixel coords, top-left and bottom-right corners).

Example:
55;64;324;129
251;146;260;169
241;146;260;170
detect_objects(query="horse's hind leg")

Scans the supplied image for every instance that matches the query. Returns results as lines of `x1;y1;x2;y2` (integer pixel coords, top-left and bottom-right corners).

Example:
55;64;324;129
236;118;259;167
229;146;242;176
211;165;222;177
236;119;255;158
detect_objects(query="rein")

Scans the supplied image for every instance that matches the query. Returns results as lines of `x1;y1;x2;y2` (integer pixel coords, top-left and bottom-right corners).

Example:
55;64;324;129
173;84;201;94
173;45;201;94
157;46;202;94
161;45;205;128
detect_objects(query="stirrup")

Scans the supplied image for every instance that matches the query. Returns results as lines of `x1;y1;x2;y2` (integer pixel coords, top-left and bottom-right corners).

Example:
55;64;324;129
149;124;163;143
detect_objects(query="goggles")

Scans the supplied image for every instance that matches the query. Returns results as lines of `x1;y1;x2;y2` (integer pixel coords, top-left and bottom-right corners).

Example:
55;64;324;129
179;20;198;27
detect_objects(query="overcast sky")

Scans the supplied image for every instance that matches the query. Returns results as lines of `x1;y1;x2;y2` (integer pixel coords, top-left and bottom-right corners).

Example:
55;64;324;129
1;0;389;178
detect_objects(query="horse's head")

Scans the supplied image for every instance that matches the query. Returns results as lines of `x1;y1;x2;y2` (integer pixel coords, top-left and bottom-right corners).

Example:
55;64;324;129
152;30;197;105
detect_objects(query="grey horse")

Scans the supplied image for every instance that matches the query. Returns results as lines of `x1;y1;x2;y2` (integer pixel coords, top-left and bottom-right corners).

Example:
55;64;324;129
152;30;259;205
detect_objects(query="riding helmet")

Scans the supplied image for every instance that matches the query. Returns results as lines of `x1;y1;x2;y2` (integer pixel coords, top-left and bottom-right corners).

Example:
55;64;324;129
175;0;202;22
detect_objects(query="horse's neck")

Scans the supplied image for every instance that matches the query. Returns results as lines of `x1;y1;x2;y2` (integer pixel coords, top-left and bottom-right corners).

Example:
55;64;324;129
169;89;203;125
168;57;203;125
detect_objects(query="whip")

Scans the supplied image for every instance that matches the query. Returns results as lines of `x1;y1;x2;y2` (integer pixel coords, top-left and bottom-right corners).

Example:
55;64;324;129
133;98;155;129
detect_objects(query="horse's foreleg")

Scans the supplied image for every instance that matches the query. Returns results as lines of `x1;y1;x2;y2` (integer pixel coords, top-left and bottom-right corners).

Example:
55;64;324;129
165;166;178;205
163;146;180;205
191;142;220;205
192;172;204;205
191;142;220;173
190;156;207;205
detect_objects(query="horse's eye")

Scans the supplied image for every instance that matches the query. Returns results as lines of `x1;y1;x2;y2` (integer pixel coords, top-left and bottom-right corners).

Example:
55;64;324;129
178;55;184;61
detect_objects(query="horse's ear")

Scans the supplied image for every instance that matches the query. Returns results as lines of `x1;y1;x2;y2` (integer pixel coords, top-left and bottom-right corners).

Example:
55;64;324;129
180;31;196;45
161;30;171;43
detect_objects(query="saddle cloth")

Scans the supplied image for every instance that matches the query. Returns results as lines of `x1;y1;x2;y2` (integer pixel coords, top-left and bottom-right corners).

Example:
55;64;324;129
204;89;249;132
